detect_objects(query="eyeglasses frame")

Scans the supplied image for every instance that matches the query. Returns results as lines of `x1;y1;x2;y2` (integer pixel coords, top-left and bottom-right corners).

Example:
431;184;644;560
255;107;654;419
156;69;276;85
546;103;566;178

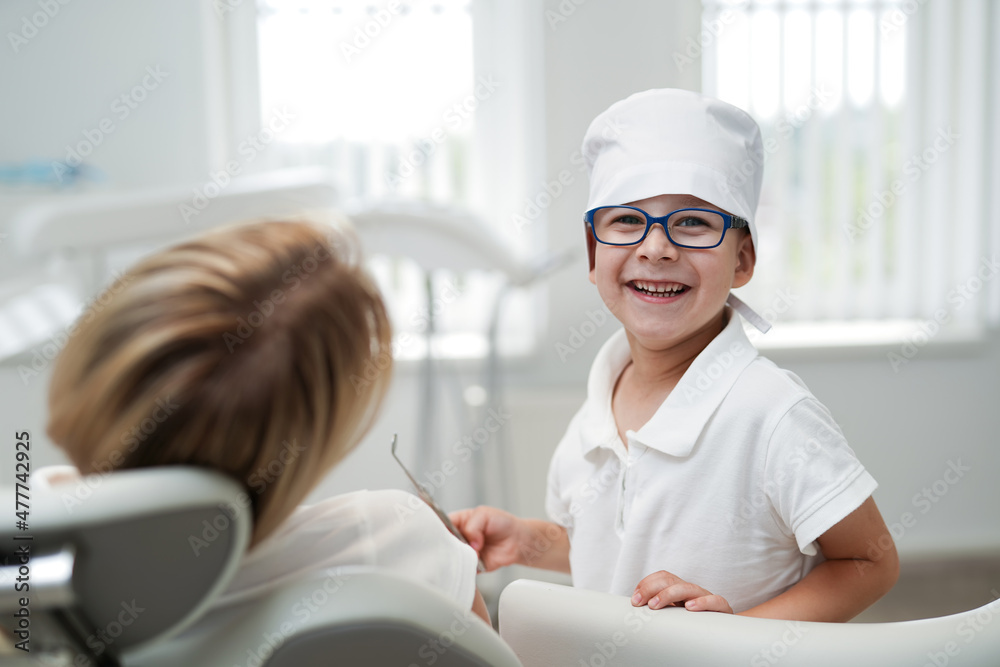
584;206;749;249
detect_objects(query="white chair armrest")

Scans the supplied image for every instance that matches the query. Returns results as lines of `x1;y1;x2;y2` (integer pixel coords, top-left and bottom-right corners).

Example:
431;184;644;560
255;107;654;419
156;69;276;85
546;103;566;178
499;579;1000;667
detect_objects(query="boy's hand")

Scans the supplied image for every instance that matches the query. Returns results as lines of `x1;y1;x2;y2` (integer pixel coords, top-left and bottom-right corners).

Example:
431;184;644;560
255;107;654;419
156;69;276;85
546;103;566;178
449;506;526;572
631;570;733;614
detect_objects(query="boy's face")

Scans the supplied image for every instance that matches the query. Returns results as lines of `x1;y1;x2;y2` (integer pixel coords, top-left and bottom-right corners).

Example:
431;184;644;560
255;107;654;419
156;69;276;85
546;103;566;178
587;193;755;350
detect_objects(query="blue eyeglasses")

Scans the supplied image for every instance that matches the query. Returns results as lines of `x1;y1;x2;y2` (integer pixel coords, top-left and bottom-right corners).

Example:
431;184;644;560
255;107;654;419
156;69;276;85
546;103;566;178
585;206;748;249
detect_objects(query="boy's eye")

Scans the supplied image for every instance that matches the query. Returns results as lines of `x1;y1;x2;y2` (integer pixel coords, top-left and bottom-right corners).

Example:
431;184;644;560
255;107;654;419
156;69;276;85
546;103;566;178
611;214;645;226
674;216;709;228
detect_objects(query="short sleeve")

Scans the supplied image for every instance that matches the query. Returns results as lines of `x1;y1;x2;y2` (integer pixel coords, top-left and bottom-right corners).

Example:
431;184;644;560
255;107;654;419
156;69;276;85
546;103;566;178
764;398;878;555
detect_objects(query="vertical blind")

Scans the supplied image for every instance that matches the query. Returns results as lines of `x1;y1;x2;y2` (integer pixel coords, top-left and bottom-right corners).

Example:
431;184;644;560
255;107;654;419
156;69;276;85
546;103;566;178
703;0;997;329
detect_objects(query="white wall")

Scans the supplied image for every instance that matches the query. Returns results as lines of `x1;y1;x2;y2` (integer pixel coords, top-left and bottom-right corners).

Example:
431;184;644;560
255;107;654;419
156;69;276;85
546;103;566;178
0;0;224;190
1;0;997;564
0;0;226;468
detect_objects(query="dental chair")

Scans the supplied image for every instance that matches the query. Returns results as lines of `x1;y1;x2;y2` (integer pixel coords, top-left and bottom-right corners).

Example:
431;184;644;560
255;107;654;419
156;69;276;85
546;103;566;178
0;467;522;666
498;578;1000;667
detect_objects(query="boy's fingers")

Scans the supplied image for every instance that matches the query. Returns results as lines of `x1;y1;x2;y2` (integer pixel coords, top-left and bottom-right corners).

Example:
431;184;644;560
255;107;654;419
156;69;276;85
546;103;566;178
642;585;733;614
450;507;487;550
684;594;733;614
646;582;700;609
634;578;730;612
631;570;681;606
447;509;472;540
448;508;470;527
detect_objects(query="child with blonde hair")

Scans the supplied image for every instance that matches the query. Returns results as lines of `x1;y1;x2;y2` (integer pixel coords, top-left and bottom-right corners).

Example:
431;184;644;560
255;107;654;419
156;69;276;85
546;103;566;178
40;219;489;621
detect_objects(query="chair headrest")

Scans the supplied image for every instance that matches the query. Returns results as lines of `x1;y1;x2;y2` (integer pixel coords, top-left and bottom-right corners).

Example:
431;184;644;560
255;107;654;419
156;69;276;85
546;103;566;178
0;466;251;656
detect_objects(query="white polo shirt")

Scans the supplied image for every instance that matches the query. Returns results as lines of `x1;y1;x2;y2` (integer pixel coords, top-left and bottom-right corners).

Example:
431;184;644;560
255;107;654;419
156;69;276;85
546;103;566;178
546;309;877;612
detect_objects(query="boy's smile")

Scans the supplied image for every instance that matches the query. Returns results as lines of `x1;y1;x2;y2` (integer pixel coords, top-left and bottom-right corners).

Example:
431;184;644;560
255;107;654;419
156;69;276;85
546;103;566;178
587;193;755;351
629;280;688;299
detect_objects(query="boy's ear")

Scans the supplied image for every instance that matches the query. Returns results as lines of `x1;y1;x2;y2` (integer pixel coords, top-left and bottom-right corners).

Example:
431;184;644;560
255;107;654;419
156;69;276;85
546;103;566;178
732;229;756;289
586;224;597;284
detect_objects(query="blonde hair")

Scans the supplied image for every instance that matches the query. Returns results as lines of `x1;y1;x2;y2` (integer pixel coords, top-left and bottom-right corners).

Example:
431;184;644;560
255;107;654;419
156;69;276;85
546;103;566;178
47;219;392;545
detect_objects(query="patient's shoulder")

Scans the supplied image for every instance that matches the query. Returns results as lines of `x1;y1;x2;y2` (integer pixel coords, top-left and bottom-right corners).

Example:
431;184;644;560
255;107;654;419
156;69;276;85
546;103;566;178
329;489;460;551
283;488;429;535
251;488;457;568
217;488;477;610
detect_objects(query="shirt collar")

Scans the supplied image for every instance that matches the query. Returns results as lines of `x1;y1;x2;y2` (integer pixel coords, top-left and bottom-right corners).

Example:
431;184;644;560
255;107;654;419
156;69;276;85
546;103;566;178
579;307;758;458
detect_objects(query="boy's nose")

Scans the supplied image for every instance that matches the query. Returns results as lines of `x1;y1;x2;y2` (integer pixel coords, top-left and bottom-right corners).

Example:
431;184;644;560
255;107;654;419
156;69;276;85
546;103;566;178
636;223;680;260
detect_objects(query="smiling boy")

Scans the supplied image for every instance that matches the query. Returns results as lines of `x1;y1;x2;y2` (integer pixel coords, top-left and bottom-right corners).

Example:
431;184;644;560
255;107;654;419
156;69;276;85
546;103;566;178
453;89;898;620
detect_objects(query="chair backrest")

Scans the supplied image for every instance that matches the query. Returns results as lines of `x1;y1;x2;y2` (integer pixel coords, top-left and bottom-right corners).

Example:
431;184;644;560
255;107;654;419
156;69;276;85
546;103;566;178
126;569;523;667
0;467;522;666
499;578;1000;667
0;167;339;364
348;201;534;284
0;467;250;662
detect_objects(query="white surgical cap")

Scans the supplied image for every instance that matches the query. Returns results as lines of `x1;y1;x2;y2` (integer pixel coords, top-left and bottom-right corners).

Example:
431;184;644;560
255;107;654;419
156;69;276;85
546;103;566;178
581;88;771;333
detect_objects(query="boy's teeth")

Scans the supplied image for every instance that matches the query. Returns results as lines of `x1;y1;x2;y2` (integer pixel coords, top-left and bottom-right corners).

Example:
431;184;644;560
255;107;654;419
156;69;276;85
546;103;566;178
634;280;685;295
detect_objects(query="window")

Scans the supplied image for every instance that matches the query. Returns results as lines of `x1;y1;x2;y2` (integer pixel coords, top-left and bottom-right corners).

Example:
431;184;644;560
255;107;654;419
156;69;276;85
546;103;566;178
248;0;540;359
256;0;476;203
702;0;997;337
